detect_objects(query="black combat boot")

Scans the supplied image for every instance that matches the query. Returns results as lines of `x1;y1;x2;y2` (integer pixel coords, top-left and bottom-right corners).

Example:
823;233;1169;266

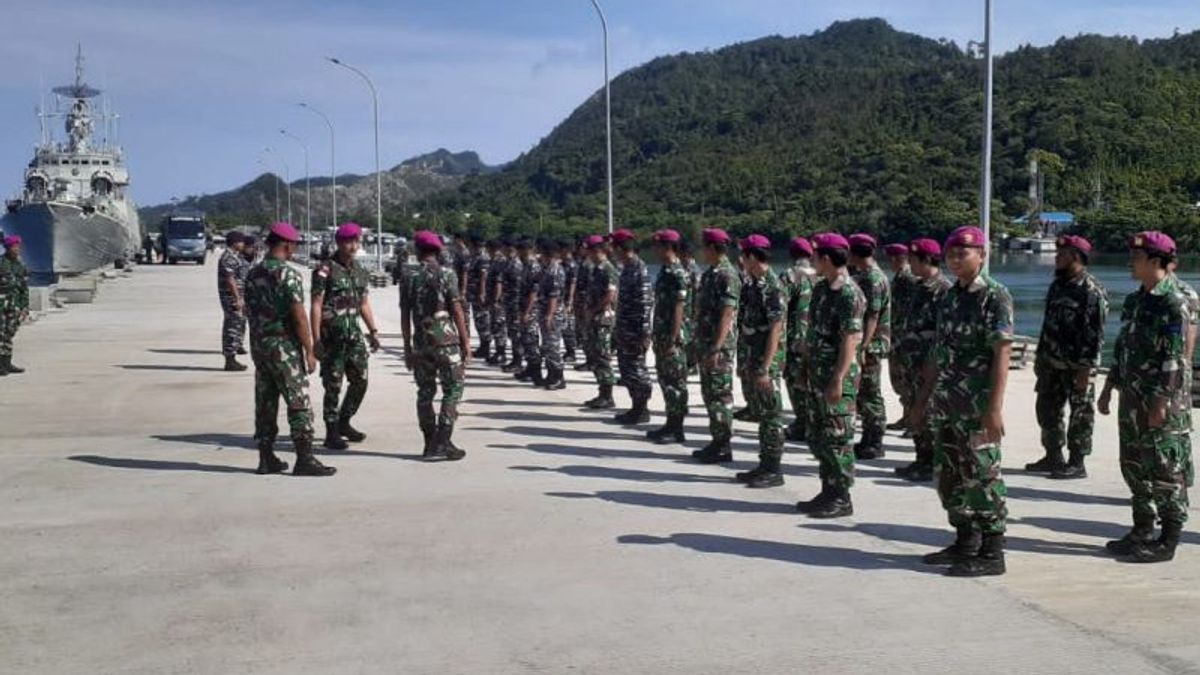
292;439;337;477
614;397;650;425
223;355;248;372
514;363;533;381
564;347;576;362
323;425;349;451
736;465;769;484
646;415;686;444
424;426;466;462
1024;448;1065;473
808;487;853;518
1050;451;1087;480
745;457;785;489
854;440;885;460
236;346;248;355
733;407;757;422
473;339;490;359
785;421;807;443
529;365;546;387
0;356;10;375
691;441;733;464
584;385;615;410
1123;521;1182;564
922;526;982;565
255;444;289;475
487;345;505;366
1105;516;1156;556
338;418;366;443
886;418;907;431
574;359;593;371
502;356;522;373
543;367;567;390
947;533;1006;577
894;461;934;482
421;426;437;458
796;484;834;513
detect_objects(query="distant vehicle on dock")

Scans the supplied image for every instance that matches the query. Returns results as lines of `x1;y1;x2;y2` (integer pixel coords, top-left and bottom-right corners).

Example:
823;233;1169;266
159;212;208;265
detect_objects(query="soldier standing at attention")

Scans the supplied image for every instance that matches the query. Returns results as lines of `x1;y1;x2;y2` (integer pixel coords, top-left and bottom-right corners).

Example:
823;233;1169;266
218;231;249;372
1098;231;1190;563
733;235;788;488
681;241;703;371
516;239;545;384
783;236;817;442
884;243;917;432
0;235;29;375
501;239;528;373
733;252;757;423
893;239;951;482
848;233;890;460
584;235;620;410
573;242;596;372
796;233;865;518
691;228;741;464
1167;263;1199;488
451;232;470;298
611;229;653;425
468;235;492;360
912;226;1013;576
646;229;692;444
1026;235;1108;479
561;241;579;364
311;223;381;451
244;222;335;477
486;239;510;367
538;239;567;390
401;230;471;461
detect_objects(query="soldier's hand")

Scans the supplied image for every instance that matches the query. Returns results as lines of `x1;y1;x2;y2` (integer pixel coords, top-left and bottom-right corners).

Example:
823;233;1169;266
981;409;1005;443
313;341;324;360
1097;387;1112;416
1074;369;1091;394
305;352;318;375
367;332;381;352
823;381;842;406
1148;401;1167;428
756;373;772;394
461;343;472;366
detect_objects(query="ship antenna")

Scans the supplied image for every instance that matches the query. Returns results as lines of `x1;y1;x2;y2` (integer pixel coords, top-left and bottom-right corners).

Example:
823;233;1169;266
75;44;85;91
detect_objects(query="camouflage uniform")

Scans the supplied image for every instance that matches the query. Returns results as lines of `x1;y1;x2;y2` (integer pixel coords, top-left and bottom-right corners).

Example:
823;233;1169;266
1034;269;1108;462
929;273;1014;536
740;268;787;467
590;259;620;387
502;254;527;366
521;257;544;371
404;259;467;442
851;261;890;452
452;243;470;297
468;249;492;349
487;252;509;355
0;254;29;362
888;265;918;417
695;257;742;445
562;256;578;357
1107;276;1190;532
807;270;866;491
1171;274;1199;487
575;258;595;366
245;258;314;448
652;259;692;420
539;258;566;371
217;247;248;357
783;260;818;439
616;256;653;404
312;257;371;427
896;272;951;470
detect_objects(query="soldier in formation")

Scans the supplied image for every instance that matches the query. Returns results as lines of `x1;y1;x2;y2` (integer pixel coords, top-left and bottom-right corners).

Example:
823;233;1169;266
561;242;579;364
217;231;250;371
584;235;620;410
848;233;890;460
244;222;336;477
401;230;471;461
502;239;528;374
573;241;595;372
468;235;493;360
883;242;917;433
612;229;654;424
486;239;511;366
646;229;692;444
0;235;29;375
691;228;741;464
515;240;544;384
1026;235;1108;479
783;237;817;442
311;223;381;451
537;239;567;390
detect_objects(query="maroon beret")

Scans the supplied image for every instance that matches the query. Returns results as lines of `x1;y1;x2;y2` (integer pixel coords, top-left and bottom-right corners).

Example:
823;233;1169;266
413;230;443;252
702;228;731;246
883;243;909;257
848;233;877;250
610;228;636;244
740;234;771;251
789;237;814;258
269;222;300;243
3;234;23;248
1130;231;1176;255
811;232;850;251
335;222;363;241
652;229;681;244
909;238;942;258
584;234;606;248
945;226;986;250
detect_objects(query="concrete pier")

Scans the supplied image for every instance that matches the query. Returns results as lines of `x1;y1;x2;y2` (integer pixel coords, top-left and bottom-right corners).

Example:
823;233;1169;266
1;263;1197;674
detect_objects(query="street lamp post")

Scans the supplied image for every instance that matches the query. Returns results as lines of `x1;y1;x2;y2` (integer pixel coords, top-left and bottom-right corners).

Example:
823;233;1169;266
280;129;312;252
256;157;279;222
264;146;292;224
298;102;337;230
980;0;995;268
328;57;383;270
589;0;614;234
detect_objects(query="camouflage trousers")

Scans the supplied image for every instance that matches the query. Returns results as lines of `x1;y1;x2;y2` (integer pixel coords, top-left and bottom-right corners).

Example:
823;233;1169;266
736;343;757;416
931;416;1008;535
1118;394;1190;526
744;367;785;465
1035;367;1095;457
653;343;689;418
471;301;491;343
490;302;508;350
413;346;466;436
811;389;857;490
616;335;652;401
888;349;912;415
591;319;616;386
220;301;246;357
856;352;886;448
320;333;369;426
540;314;564;371
907;362;936;467
784;352;810;437
522;310;542;368
699;348;735;445
576;312;593;363
505;302;524;362
0;309;19;358
562;310;577;353
252;338;315;448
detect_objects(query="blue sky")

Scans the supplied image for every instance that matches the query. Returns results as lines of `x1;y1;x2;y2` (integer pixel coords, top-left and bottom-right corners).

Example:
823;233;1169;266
1;0;1198;206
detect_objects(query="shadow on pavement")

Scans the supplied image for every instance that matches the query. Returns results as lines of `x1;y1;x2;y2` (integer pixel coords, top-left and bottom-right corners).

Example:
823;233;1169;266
616;532;938;573
468;398;581;408
1017;516;1200;546
152;433;415;461
801;521;1106;557
153;433;257;449
118;364;228;373
474;410;593;423
146;348;222;355
488;442;686;462
550;490;796;514
512;464;732;484
488;425;647;443
69;454;253;474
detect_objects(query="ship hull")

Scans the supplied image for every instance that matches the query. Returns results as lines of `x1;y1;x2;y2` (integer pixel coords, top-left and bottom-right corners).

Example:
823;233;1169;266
1;202;138;278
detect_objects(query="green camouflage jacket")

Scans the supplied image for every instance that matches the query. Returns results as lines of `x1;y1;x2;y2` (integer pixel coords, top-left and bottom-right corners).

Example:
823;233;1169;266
930;273;1014;420
695;256;741;353
245;257;305;341
312;256;370;339
852;261;891;356
739;267;787;373
589;259;619;326
1035;269;1108;372
405;259;462;354
896;272;950;364
807;269;866;391
1109;275;1189;412
784;261;817;355
0;255;30;313
653;259;692;349
890;266;918;341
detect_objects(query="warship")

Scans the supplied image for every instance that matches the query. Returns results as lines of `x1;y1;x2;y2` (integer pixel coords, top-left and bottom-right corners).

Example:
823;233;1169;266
2;47;140;282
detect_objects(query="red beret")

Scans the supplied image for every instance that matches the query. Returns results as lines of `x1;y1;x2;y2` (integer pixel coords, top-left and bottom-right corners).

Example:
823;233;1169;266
652;229;681;244
740;234;771;251
3;235;23;248
1130;231;1176;255
413;230;443;252
883;243;909;257
335;222;363;241
945;226;986;250
909;238;942;258
789;237;813;258
584;234;606;248
848;233;877;250
610;228;636;244
811;232;850;251
269;222;300;243
702;228;731;246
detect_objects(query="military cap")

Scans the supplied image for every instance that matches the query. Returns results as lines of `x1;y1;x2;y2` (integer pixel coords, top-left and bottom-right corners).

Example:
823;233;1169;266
789;236;814;258
945;226;986;249
909;238;942;257
701;228;731;246
1130;231;1176;256
811;232;850;251
849;233;877;250
413;230;443;252
610;228;636;244
225;231;245;245
883;243;908;257
584;234;606;248
740;234;771;251
269;222;300;243
652;229;681;244
335;222;363;241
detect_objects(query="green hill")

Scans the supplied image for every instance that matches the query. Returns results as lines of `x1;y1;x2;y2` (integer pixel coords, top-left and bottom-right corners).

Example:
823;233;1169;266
432;18;1200;250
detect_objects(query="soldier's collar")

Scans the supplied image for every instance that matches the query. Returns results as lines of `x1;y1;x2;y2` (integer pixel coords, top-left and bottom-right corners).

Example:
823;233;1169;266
1149;275;1173;296
957;271;988;292
830;269;850;290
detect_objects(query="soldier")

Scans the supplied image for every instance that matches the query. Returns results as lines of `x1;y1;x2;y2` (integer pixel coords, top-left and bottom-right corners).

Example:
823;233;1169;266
848;233;890;460
691;228;741;464
796;233;865;518
732;235;788;488
243;222;335;477
733;253;757;424
1026;235;1108;479
911;226;1013;576
451;232;470;298
0;235;30;375
612;228;653;424
241;235;260;265
217;231;249;372
884;242;917;431
561;241;579;363
501;239;528;373
782;237;817;442
1098;231;1190;563
584;235;620;410
395;242;421;314
893;239;951;482
468;235;493;360
311;223;381;451
515;240;544;384
538;239;567;390
486;239;510;367
573;242;596;372
1169;266;1199;488
401;230;472;461
681;241;703;371
646;229;692;444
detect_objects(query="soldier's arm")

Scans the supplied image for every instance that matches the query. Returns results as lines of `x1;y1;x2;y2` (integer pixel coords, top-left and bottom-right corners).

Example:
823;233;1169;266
291;300;316;371
360;294;381;350
452;298;470;359
762;318;784;376
860;282;882;350
478;268;488;302
670;292;685;348
713;306;735;355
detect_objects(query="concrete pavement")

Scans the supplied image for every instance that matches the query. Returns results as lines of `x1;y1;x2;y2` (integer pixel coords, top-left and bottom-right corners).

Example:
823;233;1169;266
1;262;1197;674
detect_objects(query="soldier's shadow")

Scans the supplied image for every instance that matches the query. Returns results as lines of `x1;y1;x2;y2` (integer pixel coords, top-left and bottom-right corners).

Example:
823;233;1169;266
488;442;684;462
151;433;414;461
549;490;798;514
69;454;255;474
1017;516;1200;546
512;464;732;484
801;522;1105;557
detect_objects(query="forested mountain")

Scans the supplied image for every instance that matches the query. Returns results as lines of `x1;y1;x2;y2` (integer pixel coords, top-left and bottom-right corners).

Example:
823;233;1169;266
431;19;1200;250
